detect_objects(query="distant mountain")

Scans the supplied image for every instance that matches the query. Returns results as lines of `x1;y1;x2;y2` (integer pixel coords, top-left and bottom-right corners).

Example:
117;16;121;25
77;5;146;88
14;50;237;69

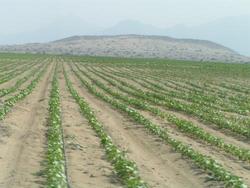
0;15;250;56
0;35;249;63
0;15;249;58
0;16;101;45
100;17;250;56
165;16;250;56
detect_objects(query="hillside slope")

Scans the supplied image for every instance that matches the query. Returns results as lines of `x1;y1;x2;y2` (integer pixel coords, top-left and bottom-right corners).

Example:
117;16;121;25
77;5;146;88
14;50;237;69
0;35;249;63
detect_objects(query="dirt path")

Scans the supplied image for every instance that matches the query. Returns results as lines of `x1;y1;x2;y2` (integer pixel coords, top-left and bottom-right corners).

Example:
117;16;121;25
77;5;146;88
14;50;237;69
0;61;53;188
58;67;121;188
66;63;213;188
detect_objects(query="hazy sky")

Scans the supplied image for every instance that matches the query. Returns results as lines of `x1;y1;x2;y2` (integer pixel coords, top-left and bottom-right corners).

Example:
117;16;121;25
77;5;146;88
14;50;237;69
1;0;250;35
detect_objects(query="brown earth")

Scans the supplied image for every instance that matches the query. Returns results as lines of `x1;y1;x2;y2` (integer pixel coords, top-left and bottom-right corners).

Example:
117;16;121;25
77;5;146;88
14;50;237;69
0;57;249;188
0;61;53;188
58;66;122;188
65;63;215;188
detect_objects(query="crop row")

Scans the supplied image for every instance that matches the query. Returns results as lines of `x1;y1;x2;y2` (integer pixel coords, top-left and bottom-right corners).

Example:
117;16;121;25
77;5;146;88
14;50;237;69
0;63;45;98
97;66;250;130
0;61;36;85
63;64;147;187
76;64;250;162
105;60;250;95
98;65;250;116
81;64;249;138
91;66;224;110
46;63;68;187
0;63;48;120
70;63;247;188
99;65;250;116
0;61;25;76
0;61;32;78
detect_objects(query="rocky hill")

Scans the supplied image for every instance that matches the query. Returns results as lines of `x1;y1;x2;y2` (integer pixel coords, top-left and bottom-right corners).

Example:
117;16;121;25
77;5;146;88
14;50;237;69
0;35;249;63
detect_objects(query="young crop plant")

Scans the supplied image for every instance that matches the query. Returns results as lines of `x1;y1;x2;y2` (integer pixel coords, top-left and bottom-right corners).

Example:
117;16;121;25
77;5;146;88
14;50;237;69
87;65;250;138
0;63;45;97
77;65;250;162
71;64;247;188
0;61;36;84
94;64;250;116
63;65;147;188
0;63;49;120
46;64;68;188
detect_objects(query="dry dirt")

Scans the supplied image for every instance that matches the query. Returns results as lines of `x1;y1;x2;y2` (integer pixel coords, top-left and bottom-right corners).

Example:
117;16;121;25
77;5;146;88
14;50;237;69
65;63;214;188
0;58;249;188
0;62;53;188
58;67;121;188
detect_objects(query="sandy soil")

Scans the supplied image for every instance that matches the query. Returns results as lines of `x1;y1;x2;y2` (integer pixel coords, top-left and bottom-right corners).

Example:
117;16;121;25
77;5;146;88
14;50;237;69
158;107;250;148
0;64;45;102
0;63;41;91
0;63;34;89
58;67;121;188
0;62;53;188
0;57;248;188
139;110;250;186
81;64;250;149
71;63;250;187
87;65;250;145
66;63;213;188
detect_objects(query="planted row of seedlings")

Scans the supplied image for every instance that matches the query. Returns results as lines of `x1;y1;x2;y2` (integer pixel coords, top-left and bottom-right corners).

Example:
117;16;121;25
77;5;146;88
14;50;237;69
127;83;250;137
100;65;249;115
119;72;242;114
0;59;28;71
216;81;250;95
46;64;68;188
167;78;250;114
70;63;247;188
77;65;250;162
97;65;201;94
103;64;250;119
113;67;250;132
102;64;250;116
138;73;249;116
88;65;250;129
0;61;15;70
0;63;49;120
0;61;27;76
89;66;219;106
63;65;147;188
0;61;37;84
88;66;228;113
114;61;250;95
0;60;33;77
0;63;45;98
88;62;249;111
81;64;249;138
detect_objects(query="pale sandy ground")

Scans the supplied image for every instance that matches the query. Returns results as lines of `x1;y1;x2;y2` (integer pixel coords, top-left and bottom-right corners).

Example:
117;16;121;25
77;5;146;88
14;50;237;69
0;62;53;188
0;58;249;188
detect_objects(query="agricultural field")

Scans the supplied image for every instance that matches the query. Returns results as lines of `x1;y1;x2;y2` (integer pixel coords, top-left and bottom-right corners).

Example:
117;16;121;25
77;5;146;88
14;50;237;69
0;53;249;188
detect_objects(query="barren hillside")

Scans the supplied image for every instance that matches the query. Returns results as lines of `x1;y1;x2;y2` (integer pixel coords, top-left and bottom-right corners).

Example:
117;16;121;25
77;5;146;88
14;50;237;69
0;35;249;63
